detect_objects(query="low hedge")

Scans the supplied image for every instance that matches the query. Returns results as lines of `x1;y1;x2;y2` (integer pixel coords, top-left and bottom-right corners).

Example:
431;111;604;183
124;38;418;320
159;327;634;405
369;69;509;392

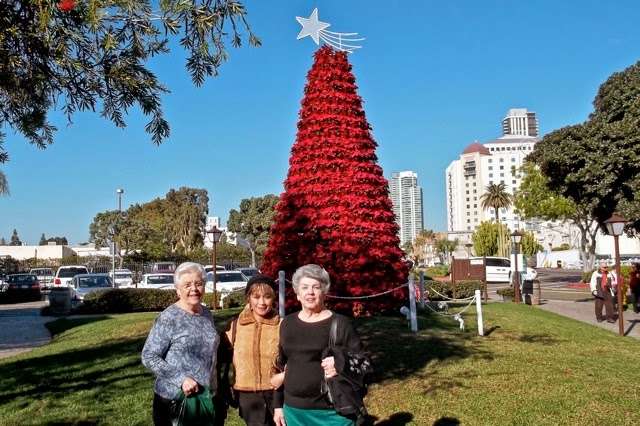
424;280;484;300
72;289;229;314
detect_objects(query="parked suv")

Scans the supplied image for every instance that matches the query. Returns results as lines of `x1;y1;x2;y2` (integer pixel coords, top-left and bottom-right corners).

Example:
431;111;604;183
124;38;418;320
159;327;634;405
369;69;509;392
151;262;176;274
30;268;54;290
110;268;133;288
53;265;89;287
479;257;537;283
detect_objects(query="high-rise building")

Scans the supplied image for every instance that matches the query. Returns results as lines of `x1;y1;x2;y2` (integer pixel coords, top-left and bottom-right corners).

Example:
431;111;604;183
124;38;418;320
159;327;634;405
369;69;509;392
446;109;539;242
502;108;538;137
389;171;424;246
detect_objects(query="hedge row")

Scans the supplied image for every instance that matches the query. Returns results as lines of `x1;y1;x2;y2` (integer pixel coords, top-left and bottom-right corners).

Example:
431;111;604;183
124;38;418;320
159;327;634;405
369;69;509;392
424;280;484;300
72;289;247;314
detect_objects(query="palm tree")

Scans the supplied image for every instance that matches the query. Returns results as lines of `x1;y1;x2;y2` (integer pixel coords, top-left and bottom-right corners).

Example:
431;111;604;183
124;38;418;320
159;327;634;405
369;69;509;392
0;171;8;196
480;183;512;222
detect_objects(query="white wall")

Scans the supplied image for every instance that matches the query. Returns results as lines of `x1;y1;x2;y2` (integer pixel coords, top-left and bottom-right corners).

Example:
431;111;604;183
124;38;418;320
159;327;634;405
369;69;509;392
0;245;75;260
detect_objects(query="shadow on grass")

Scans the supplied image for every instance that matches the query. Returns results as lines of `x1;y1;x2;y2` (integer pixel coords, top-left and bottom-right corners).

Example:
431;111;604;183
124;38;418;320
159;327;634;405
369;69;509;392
517;333;560;345
356;312;493;385
0;337;147;402
369;411;414;425
433;417;460;425
45;316;111;336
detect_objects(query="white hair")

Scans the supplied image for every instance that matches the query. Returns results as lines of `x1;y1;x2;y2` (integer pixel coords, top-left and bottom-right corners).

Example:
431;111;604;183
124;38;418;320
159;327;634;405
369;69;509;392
174;262;206;286
292;264;331;294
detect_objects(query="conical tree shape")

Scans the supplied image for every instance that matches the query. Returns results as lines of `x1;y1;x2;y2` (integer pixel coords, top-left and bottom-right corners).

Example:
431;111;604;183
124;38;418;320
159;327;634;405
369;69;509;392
261;46;408;316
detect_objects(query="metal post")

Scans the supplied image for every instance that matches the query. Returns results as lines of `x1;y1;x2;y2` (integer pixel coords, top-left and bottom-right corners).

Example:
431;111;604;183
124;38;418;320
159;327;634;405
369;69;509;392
278;270;286;318
475;289;484;336
212;242;218;311
614;235;624;336
408;275;418;333
514;249;521;304
418;271;425;309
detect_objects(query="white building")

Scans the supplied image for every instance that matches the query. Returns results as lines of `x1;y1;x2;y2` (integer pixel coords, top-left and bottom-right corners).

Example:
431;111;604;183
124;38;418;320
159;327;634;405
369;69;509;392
203;216;236;248
502;108;539;137
389;171;424;246
446;109;539;242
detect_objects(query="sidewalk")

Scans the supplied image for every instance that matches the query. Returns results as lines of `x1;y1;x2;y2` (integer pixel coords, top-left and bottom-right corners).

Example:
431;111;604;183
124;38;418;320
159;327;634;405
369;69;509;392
538;299;640;339
0;301;52;359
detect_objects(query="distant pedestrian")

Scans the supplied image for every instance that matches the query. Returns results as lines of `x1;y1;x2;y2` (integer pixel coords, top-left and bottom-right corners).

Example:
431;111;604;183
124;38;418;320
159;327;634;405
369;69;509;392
589;260;618;323
142;262;218;426
629;263;640;313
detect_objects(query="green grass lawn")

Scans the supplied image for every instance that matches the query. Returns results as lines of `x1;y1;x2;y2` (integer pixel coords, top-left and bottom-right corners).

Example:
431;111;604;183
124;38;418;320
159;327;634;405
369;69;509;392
0;304;639;425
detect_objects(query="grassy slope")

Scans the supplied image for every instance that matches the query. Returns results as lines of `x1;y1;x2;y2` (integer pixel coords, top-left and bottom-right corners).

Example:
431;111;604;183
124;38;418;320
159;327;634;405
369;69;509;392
0;304;639;425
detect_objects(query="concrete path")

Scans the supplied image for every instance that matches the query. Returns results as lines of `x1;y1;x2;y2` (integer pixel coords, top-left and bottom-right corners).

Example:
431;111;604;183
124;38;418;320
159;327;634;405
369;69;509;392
0;301;53;359
538;299;640;339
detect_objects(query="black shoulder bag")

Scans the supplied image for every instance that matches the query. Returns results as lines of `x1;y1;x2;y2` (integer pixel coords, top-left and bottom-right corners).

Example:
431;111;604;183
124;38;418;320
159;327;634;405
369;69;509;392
323;315;370;425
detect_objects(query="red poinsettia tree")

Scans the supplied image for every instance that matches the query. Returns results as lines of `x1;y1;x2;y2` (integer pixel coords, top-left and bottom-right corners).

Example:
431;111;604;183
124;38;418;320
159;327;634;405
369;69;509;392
261;46;408;316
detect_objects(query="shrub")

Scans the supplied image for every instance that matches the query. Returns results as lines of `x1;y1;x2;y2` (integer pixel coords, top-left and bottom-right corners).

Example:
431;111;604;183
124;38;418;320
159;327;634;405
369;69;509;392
497;287;515;297
424;280;483;300
73;289;223;314
582;271;594;283
425;265;449;277
222;290;246;309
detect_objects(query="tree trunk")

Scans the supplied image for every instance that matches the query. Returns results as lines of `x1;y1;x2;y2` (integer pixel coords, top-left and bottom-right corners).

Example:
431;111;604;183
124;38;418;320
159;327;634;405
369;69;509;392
576;218;597;273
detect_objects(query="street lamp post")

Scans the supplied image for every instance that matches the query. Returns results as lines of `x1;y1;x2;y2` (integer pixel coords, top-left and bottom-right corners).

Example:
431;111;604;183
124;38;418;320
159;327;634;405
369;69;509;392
604;213;629;336
511;230;523;304
112;189;124;281
206;226;224;310
465;243;473;258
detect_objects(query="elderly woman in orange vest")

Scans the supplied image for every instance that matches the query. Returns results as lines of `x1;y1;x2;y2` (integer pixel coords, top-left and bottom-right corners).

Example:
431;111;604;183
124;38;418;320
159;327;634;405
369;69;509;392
221;275;283;426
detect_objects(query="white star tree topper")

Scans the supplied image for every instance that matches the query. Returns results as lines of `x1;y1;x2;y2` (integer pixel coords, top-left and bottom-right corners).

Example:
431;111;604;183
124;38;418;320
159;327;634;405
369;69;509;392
295;8;365;53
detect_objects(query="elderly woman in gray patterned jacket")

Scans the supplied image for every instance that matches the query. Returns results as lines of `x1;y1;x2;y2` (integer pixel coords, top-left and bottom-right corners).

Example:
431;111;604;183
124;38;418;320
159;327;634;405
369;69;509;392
142;262;220;425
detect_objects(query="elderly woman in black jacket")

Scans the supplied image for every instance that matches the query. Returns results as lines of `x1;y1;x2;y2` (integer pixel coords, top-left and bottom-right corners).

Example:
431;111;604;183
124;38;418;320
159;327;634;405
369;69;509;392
273;264;370;426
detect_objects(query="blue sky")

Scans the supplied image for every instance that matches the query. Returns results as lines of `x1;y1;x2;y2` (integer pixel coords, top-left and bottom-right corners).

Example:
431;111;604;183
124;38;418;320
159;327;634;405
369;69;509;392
2;1;640;245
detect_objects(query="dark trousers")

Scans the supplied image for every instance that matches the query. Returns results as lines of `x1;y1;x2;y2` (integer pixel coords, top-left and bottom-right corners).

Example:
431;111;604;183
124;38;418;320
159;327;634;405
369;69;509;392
595;288;615;321
238;390;276;426
153;393;176;426
632;288;640;312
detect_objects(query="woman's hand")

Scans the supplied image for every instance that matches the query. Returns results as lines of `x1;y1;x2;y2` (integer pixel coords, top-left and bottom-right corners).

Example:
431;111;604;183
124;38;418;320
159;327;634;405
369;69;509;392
181;377;199;396
321;356;337;378
270;372;285;389
273;408;286;426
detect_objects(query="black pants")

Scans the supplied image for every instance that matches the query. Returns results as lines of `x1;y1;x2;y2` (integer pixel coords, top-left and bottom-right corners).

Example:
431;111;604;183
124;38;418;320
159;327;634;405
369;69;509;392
595;289;615;321
153;393;176;426
237;390;276;426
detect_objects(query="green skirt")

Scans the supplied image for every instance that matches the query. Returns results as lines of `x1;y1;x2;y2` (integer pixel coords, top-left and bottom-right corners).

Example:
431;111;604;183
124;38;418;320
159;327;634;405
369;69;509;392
283;404;354;426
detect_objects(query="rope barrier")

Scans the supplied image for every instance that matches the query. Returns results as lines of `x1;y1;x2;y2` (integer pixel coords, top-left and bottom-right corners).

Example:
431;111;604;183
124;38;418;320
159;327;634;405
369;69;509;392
325;284;408;300
426;286;476;302
423;295;477;318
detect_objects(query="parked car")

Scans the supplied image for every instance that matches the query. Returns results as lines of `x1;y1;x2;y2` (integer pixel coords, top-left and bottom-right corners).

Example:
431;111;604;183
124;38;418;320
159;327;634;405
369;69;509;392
151;262;176;274
53;265;89;287
141;273;175;290
70;274;114;302
236;267;259;280
474;257;537;283
4;274;41;301
110;268;134;288
206;271;247;306
30;268;54;289
204;264;226;273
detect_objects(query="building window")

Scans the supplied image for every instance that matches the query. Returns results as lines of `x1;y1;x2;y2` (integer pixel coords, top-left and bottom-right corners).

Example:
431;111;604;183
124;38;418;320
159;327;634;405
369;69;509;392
507;147;511;151
474;218;478;222
467;212;470;216
489;173;493;178
512;180;516;184
489;166;493;170
473;197;477;200
500;173;504;177
466;183;469;187
467;226;471;230
488;159;493;163
473;190;477;193
473;182;476;186
466;197;470;201
466;190;469;194
511;157;516;162
467;219;470;223
501;180;505;184
467;204;470;208
489;180;493;184
500;165;504;170
473;204;477;208
500;158;504;162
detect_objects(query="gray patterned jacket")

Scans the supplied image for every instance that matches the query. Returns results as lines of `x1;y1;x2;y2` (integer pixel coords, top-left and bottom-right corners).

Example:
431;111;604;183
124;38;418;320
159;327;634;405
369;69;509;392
142;303;219;399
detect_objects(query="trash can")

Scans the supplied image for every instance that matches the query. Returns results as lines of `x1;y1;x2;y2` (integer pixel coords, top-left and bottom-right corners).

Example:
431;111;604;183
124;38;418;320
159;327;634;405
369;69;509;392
49;287;71;315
